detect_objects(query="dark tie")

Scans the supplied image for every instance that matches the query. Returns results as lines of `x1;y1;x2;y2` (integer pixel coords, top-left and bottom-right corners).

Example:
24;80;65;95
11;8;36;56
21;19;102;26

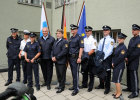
102;38;106;51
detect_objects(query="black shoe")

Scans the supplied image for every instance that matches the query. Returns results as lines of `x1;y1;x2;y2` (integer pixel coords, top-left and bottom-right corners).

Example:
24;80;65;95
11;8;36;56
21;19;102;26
36;87;40;91
16;79;20;82
112;94;116;97
5;82;12;86
71;90;79;96
114;94;122;99
55;86;60;89
87;88;92;92
104;89;110;94
41;83;46;87
128;93;138;98
56;89;64;93
95;86;104;89
79;85;87;89
69;87;74;90
122;88;131;92
47;85;51;90
23;81;27;84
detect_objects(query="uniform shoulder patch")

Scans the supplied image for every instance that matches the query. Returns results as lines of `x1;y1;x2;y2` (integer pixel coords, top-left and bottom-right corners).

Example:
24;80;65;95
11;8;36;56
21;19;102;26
111;41;114;45
81;40;84;44
121;50;125;55
137;43;140;48
65;44;68;48
94;42;96;46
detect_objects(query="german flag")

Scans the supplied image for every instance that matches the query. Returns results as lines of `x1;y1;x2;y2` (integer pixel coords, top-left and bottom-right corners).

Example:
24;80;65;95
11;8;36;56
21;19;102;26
61;0;67;40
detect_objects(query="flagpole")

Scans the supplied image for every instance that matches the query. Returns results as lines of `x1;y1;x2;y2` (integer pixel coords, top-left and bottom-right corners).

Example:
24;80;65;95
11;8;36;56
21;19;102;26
43;1;51;34
77;1;85;25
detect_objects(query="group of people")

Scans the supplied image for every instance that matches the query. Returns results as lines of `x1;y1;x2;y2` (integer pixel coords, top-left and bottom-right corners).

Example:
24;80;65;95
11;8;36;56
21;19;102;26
5;23;140;98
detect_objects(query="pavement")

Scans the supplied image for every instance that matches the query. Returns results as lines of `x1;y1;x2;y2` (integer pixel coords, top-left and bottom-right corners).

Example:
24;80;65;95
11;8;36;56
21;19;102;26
0;66;140;100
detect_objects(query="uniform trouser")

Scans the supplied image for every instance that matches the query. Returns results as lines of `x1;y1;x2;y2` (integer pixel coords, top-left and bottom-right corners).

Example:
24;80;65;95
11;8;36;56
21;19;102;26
40;59;53;86
81;59;94;89
21;60;27;82
69;57;79;91
99;70;111;90
127;70;139;95
8;59;20;82
55;63;67;89
27;62;40;87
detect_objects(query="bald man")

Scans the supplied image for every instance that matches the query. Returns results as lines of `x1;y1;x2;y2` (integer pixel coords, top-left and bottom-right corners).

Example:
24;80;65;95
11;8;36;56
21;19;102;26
38;27;55;90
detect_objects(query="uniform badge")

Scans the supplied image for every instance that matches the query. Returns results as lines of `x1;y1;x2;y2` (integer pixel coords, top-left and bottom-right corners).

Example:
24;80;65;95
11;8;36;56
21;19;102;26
81;40;84;44
111;41;114;45
9;42;12;44
65;44;68;48
94;42;96;46
40;42;43;44
121;50;125;55
137;44;140;48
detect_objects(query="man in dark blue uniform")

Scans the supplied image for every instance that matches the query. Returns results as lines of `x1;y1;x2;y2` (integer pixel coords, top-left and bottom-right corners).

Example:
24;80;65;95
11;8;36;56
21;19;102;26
68;24;84;96
112;33;127;99
24;33;41;91
5;28;22;86
38;27;55;90
52;29;69;93
123;24;140;98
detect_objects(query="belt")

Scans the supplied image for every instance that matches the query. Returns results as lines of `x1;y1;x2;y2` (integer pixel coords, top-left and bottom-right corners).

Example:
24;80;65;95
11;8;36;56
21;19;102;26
69;54;78;58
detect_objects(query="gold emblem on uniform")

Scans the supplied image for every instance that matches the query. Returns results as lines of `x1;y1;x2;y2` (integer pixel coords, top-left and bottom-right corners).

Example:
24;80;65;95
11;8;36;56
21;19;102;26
81;40;84;44
111;41;114;45
65;44;68;47
121;50;125;55
27;45;30;48
9;42;12;44
40;42;43;44
137;44;140;48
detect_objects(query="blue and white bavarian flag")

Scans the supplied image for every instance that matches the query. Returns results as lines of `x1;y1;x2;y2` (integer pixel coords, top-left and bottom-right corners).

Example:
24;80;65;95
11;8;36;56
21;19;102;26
40;4;48;37
77;3;86;38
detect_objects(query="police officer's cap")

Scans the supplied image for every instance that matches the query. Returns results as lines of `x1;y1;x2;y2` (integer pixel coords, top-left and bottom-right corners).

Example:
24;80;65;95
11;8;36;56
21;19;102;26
30;33;37;37
102;25;111;31
132;24;140;30
118;33;127;39
85;26;93;32
70;24;79;30
10;28;18;33
23;30;30;35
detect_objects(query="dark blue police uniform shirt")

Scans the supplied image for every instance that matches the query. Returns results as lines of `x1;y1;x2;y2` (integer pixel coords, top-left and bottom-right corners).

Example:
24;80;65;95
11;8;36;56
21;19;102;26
6;36;22;59
24;41;41;59
112;43;127;69
127;35;140;70
69;34;84;54
52;38;68;64
38;35;55;59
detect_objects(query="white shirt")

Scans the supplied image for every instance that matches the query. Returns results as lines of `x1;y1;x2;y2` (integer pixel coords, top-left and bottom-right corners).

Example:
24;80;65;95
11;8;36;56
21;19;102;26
43;35;48;40
20;38;31;56
84;35;97;52
98;35;114;60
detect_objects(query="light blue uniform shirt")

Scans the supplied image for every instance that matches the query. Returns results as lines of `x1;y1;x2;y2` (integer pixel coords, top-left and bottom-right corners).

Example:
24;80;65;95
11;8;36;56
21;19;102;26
98;35;114;60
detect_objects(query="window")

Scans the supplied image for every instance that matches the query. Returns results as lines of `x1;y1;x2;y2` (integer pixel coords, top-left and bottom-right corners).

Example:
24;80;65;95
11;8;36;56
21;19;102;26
55;0;71;8
93;29;121;43
18;0;42;7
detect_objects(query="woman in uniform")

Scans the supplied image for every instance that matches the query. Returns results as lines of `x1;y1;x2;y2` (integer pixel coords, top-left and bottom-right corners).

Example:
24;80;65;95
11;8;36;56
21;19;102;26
24;33;41;91
112;33;127;99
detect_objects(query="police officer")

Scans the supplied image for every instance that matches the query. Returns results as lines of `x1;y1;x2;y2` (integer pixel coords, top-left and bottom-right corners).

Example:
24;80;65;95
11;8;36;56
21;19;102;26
52;29;68;93
5;28;22;86
80;26;97;92
95;25;114;94
19;30;30;84
38;27;55;90
68;24;84;96
112;33;127;99
123;24;140;98
24;33;41;91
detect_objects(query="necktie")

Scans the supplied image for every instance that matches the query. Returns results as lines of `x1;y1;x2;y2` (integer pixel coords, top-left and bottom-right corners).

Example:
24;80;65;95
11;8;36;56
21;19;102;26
102;38;106;51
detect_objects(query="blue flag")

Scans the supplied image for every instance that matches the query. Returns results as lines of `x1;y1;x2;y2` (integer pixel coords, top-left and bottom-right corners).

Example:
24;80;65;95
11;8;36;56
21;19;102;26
77;4;86;38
